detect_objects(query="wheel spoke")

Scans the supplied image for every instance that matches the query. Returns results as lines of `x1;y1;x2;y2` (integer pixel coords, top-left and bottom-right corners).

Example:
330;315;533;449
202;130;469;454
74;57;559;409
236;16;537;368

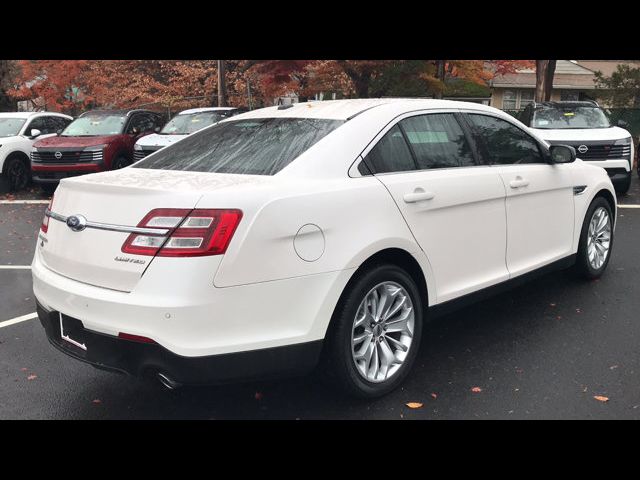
384;334;408;352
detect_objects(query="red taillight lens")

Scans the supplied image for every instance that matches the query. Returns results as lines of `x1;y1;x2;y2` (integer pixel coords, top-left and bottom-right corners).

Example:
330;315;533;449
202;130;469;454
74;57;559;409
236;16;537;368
41;196;54;233
121;208;242;257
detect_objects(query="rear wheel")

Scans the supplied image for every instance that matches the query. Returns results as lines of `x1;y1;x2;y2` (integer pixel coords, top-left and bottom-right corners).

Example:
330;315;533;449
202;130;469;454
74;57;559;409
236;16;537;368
323;263;423;398
575;197;614;280
4;155;30;191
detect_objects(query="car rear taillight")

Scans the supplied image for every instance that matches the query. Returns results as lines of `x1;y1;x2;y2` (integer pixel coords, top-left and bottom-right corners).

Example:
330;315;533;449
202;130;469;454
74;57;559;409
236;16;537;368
41;196;54;233
121;208;242;257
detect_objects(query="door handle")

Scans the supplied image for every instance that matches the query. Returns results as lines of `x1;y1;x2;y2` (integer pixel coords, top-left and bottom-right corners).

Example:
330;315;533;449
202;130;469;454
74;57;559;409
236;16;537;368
509;177;529;189
403;188;435;203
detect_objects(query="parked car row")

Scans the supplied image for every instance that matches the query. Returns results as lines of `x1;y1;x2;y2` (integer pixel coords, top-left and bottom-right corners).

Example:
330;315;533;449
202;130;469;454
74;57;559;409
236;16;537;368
0;107;244;194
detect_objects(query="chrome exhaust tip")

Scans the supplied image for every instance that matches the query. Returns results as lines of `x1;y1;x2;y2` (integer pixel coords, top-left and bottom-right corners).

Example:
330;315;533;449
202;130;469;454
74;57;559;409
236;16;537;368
157;372;182;390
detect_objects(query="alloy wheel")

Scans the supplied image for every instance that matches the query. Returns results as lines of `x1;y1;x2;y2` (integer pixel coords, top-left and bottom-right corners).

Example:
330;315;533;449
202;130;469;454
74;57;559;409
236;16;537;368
351;281;415;383
587;206;611;270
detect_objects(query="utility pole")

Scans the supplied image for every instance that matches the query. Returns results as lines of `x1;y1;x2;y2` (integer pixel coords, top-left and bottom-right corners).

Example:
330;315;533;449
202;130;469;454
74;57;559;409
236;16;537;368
217;60;226;107
433;60;446;99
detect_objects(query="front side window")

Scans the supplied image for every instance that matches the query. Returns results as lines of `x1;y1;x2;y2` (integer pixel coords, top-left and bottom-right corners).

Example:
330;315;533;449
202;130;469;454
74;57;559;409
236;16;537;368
134;117;344;175
161;112;232;135
127;114;157;134
25;117;49;134
0;118;26;137
362;125;415;174
467;114;544;165
532;105;611;129
47;116;72;133
62;114;127;136
399;114;475;169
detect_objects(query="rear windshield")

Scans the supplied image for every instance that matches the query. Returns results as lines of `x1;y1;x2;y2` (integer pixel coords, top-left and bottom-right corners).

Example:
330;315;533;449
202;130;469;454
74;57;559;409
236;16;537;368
532;106;611;129
133;117;343;175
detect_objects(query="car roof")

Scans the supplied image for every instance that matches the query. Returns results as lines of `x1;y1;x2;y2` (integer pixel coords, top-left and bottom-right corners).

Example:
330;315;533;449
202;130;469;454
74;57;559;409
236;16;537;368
231;98;499;121
178;107;238;115
0;111;72;119
78;109;159;117
532;100;600;109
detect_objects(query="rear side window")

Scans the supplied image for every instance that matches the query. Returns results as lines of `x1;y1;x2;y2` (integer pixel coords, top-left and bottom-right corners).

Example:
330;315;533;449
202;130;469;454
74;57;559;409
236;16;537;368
134;117;343;175
466;114;544;165
399;114;474;169
362;125;416;174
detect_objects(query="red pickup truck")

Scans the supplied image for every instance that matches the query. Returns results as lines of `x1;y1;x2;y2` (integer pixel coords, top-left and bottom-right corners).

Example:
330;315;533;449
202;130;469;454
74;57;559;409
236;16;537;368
31;109;165;194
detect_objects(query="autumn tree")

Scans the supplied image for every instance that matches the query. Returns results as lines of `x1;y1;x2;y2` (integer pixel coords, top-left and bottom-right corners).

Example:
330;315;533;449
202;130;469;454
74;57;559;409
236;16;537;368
593;64;640;107
10;60;93;115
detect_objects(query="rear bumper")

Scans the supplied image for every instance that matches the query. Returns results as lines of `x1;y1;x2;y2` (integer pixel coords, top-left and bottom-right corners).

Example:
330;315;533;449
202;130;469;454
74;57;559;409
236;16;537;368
32;164;103;184
32;247;353;357
37;301;323;385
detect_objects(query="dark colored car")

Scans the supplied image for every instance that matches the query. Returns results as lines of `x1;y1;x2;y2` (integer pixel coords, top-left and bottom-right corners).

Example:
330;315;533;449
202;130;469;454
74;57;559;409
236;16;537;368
31;109;165;194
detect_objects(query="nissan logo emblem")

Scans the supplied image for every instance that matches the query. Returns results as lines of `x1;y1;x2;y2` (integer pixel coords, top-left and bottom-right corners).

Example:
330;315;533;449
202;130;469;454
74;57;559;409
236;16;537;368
54;151;62;159
66;215;87;232
577;145;588;154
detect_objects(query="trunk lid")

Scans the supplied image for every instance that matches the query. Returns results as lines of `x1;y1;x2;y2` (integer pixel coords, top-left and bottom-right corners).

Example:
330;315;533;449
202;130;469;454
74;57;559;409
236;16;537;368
39;168;267;292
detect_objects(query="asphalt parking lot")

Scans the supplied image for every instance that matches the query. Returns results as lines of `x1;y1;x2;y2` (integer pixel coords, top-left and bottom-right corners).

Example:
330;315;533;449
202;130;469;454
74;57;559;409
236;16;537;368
1;178;640;420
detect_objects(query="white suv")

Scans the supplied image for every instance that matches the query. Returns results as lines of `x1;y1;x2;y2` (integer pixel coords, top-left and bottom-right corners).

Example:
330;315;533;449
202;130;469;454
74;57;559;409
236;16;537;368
0;112;73;191
133;107;243;161
520;101;634;194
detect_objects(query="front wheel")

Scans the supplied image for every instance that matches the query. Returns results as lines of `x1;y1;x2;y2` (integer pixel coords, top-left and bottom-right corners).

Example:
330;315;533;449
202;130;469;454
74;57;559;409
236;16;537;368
615;172;631;195
575;197;614;280
112;156;130;170
4;156;30;191
323;263;423;398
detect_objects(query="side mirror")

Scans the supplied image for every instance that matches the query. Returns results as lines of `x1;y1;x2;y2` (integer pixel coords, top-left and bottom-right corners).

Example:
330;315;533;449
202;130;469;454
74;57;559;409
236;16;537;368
549;145;576;164
154;126;161;133
56;129;62;136
30;128;41;138
617;119;629;129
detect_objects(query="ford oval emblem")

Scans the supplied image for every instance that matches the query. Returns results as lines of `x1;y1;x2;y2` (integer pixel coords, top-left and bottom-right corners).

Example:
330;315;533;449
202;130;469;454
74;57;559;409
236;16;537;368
577;145;588;154
54;151;63;159
66;215;87;232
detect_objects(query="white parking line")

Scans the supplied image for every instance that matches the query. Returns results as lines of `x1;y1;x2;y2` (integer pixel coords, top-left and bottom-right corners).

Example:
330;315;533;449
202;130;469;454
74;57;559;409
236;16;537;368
0;265;31;269
618;204;640;209
0;200;50;205
0;312;37;329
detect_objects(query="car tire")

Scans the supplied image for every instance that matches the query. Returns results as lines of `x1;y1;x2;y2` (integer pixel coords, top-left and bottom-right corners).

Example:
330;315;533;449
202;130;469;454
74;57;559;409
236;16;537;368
322;263;424;398
616;172;632;195
112;156;130;170
3;155;30;191
575;196;614;280
40;184;57;196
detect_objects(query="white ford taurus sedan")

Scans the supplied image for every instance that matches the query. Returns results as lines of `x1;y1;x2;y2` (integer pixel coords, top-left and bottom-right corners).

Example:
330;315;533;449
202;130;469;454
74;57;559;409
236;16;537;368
32;99;617;397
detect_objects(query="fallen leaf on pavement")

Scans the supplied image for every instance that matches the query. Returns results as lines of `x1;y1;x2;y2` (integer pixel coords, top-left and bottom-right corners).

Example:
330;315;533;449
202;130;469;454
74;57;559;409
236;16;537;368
92;399;102;404
549;303;556;307
405;402;423;409
254;392;264;401
27;374;37;381
431;393;437;399
594;395;609;403
20;368;28;372
471;387;482;393
609;365;619;370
